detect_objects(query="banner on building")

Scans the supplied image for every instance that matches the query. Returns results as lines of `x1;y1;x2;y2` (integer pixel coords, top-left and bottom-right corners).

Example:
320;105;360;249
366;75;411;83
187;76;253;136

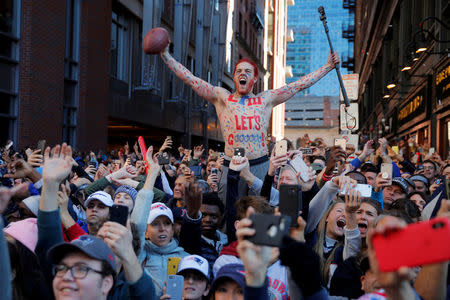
340;74;359;102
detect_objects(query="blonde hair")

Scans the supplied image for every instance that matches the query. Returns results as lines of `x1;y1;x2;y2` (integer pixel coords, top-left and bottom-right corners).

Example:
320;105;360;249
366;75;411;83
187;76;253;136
313;200;345;285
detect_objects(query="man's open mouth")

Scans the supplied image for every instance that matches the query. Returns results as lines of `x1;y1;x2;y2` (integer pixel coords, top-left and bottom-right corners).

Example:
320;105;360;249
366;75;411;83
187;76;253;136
358;223;368;231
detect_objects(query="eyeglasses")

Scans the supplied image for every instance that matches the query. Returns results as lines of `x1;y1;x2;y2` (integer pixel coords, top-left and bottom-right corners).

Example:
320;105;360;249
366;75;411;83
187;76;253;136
53;264;105;279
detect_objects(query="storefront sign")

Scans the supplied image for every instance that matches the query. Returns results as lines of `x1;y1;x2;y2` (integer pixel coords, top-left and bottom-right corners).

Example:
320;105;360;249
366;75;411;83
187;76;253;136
436;63;450;101
398;92;425;125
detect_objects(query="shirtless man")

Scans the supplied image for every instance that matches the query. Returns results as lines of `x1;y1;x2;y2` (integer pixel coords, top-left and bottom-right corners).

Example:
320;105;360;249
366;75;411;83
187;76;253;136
160;47;339;196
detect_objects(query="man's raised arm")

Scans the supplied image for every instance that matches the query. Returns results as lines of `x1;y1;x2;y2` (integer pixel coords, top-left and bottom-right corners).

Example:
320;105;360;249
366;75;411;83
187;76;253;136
264;52;339;107
160;47;222;104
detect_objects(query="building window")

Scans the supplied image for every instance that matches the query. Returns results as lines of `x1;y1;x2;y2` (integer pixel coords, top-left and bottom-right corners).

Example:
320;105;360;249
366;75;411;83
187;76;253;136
110;8;130;82
0;0;20;145
63;0;80;147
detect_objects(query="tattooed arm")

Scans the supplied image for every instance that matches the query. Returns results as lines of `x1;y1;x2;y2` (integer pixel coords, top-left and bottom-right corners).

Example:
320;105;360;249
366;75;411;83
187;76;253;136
264;52;339;107
160;47;225;104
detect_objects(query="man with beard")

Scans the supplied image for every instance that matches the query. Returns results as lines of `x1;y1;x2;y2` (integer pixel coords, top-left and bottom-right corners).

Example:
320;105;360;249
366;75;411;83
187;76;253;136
78;191;113;235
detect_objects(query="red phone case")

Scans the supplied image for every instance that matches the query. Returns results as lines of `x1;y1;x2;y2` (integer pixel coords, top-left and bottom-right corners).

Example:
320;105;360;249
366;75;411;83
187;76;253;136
138;136;148;174
372;217;450;272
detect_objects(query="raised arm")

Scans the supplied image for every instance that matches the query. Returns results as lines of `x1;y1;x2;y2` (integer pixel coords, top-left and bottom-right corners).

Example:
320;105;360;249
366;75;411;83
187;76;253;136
160;47;223;104
265;52;339;107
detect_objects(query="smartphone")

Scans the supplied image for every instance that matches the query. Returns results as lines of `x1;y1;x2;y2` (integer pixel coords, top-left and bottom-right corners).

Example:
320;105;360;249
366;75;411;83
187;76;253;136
279;185;302;227
391;146;399;154
275;140;288;156
167;257;181;275
429;147;435;155
211;167;219;176
234;147;245;157
248;214;291;247
219;152;225;158
166;275;184;300
301;148;313;155
380;163;393;185
158;152;170;165
289;155;310;182
334;138;346;151
109;205;129;226
37;139;46;154
372;217;450;272
355;184;372;198
340;183;371;197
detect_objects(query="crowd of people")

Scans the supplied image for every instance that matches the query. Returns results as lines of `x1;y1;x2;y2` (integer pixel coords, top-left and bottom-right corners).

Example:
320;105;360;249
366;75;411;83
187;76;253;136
0;134;449;300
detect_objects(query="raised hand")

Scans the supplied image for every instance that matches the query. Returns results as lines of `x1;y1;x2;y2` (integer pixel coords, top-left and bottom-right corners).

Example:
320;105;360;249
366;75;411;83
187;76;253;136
98;221;143;283
325;147;347;175
57;182;70;210
109;165;137;181
4;159;35;180
84;164;97;175
124;142;130;155
42;143;73;183
27;149;43;167
0;183;29;214
159;136;173;153
185;182;202;218
94;164;109;181
375;172;391;192
229;156;249;172
297;166;317;191
268;148;288;176
327;51;340;68
236;206;272;287
193;145;204;159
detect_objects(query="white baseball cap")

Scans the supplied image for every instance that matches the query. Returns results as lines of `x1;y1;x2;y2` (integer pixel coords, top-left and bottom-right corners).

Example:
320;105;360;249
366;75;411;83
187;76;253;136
84;191;114;208
177;255;209;279
147;202;174;224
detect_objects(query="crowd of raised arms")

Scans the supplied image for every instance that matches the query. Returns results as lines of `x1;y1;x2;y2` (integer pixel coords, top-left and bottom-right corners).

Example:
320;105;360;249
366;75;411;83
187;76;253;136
0;134;449;300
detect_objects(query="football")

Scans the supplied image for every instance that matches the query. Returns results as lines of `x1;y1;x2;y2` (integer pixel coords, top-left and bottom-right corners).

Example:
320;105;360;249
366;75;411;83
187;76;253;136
143;27;170;54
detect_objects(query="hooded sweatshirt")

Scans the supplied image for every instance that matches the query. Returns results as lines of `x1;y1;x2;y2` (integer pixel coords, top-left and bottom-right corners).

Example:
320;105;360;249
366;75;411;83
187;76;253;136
131;188;189;296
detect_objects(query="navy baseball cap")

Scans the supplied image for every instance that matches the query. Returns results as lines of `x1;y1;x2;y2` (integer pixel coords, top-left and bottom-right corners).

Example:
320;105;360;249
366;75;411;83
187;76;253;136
391;177;408;194
212;264;246;290
48;235;117;271
172;207;187;220
410;175;429;186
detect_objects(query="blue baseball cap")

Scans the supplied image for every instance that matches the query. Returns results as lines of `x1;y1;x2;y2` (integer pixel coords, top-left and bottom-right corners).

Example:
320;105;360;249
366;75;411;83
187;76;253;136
392;177;408;194
48;235;117;271
212;264;246;290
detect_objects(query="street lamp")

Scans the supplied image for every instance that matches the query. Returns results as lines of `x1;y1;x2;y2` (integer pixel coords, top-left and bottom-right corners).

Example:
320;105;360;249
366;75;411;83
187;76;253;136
415;32;428;53
401;66;412;72
386;82;396;89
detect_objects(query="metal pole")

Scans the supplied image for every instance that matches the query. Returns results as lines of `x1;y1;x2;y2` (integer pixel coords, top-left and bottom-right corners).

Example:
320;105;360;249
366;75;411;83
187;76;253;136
318;6;350;108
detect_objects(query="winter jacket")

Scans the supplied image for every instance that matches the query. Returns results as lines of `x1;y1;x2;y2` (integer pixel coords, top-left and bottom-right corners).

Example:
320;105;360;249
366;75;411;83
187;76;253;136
131;187;189;296
179;210;227;278
141;239;188;296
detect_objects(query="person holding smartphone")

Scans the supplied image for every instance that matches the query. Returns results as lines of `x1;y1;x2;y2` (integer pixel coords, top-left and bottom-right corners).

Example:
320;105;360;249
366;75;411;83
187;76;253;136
160;255;211;300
